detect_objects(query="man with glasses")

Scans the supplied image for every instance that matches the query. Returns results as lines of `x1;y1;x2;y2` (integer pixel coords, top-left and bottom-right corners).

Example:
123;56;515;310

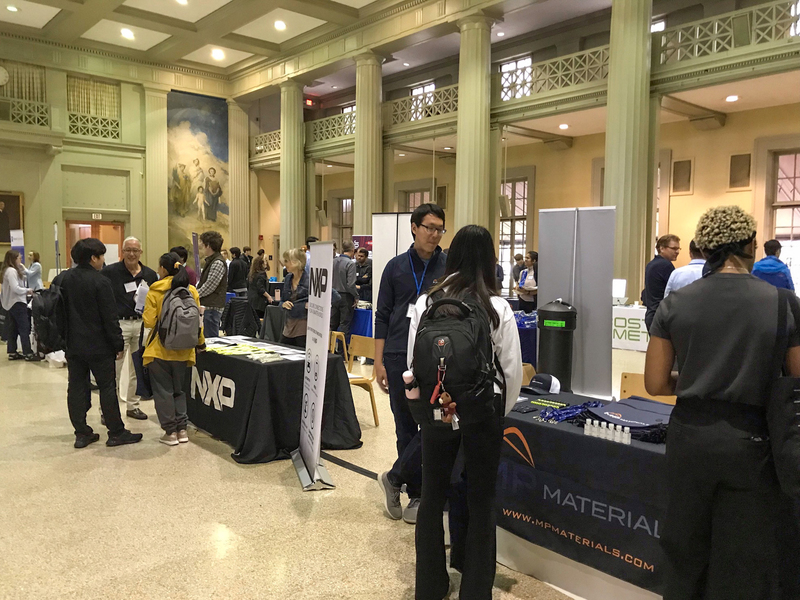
644;234;680;332
375;203;448;525
101;236;158;420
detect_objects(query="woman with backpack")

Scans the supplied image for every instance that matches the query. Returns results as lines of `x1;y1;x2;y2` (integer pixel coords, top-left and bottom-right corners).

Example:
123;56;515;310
142;252;205;446
407;225;522;600
1;250;37;361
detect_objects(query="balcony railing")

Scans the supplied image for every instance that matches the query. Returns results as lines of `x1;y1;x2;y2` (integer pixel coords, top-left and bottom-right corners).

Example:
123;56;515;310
68;112;120;140
309;111;356;143
253;129;281;155
655;0;799;66
387;84;459;125
3;98;51;128
499;46;610;102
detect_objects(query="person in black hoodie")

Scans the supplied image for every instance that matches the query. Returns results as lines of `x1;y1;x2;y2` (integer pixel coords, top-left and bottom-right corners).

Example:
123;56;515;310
227;247;248;296
53;239;143;449
247;255;272;319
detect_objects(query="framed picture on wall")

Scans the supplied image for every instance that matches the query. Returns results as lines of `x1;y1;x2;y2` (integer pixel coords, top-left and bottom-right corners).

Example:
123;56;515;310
670;158;694;196
728;153;752;191
0;192;24;245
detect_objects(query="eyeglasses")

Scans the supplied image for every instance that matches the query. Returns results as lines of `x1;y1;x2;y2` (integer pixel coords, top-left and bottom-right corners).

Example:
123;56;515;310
123;248;142;254
417;223;446;236
667;246;681;251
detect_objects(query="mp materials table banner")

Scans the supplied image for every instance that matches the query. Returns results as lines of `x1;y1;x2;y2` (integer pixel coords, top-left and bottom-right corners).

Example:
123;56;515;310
299;241;334;480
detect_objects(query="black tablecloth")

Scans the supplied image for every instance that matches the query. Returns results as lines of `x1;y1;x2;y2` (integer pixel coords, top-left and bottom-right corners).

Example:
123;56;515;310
187;341;362;464
497;392;667;594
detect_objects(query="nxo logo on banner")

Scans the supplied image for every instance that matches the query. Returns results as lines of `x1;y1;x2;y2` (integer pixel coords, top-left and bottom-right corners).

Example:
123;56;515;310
309;267;328;298
191;367;235;411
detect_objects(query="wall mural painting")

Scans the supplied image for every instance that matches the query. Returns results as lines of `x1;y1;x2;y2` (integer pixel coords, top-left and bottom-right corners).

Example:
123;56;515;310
167;91;229;262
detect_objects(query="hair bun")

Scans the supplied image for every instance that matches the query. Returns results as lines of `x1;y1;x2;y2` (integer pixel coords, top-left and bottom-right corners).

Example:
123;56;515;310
174;261;181;269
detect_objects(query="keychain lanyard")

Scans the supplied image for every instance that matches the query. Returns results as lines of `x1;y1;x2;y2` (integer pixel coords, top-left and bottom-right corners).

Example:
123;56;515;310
408;250;431;298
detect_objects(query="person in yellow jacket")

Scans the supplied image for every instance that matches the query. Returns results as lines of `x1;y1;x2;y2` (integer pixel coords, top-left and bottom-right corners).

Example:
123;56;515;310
143;252;205;446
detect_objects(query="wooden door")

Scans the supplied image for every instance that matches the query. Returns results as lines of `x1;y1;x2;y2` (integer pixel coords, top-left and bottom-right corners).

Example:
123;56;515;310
65;220;125;267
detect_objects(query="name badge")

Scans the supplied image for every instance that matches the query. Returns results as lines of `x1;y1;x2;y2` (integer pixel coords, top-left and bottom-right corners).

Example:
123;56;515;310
407;303;415;319
124;281;137;293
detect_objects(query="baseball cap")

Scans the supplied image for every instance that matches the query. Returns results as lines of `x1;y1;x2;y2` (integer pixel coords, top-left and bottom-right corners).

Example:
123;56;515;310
524;374;561;395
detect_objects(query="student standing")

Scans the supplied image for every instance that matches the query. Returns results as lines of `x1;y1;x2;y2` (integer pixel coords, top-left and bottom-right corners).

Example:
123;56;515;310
752;238;795;291
142;253;205;446
331;240;358;354
280;249;310;348
643;234;680;331
375;204;448;524
247;255;272;319
54;239;142;448
1;250;35;361
196;231;228;338
25;251;44;291
645;206;800;599
355;247;373;302
514;251;538;313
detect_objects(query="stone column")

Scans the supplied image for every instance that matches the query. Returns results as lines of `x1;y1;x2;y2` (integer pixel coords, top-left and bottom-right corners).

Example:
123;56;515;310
144;87;169;267
383;145;395;212
227;99;250;248
306;157;320;238
488;125;503;245
353;52;383;235
279;79;305;251
645;95;662;255
454;15;493;231
602;0;654;293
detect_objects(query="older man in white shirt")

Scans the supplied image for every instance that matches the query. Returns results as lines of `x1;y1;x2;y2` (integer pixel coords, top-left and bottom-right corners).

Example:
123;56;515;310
664;240;706;297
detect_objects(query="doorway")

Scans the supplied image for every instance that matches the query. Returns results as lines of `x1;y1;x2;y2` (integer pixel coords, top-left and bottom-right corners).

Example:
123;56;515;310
65;220;125;267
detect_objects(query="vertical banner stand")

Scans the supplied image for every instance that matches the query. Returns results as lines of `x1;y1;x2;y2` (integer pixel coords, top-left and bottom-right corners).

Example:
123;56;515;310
292;241;336;491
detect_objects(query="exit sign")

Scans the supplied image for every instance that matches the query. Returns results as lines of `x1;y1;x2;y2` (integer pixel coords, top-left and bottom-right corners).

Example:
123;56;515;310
91;213;102;220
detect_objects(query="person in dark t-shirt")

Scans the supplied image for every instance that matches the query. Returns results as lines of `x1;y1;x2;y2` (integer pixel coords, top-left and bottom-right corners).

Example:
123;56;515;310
645;205;800;599
643;234;680;331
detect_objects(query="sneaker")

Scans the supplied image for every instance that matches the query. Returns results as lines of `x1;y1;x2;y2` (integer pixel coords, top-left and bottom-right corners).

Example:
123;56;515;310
24;354;41;362
403;498;420;524
106;430;143;447
159;432;179;446
378;471;402;520
7;353;23;361
177;429;189;443
74;433;100;448
126;408;148;420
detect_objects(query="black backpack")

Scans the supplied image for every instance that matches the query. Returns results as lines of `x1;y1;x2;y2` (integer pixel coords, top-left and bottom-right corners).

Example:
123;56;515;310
31;284;67;354
410;294;504;427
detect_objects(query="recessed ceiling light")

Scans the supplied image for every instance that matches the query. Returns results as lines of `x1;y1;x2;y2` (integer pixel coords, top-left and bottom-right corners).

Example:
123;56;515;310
398;153;406;157
6;5;19;12
274;20;286;31
501;137;506;141
725;95;739;103
120;28;135;40
496;31;505;37
403;62;410;67
559;124;569;130
443;146;452;150
326;164;332;168
176;0;188;4
332;86;337;89
211;48;225;61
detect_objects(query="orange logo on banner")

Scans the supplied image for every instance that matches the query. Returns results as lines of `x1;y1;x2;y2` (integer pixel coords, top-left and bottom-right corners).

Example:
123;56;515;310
503;427;535;468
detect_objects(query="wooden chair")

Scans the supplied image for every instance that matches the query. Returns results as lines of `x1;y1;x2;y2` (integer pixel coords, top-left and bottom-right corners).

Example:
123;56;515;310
346;335;380;427
522;363;536;386
329;331;349;363
619;372;676;405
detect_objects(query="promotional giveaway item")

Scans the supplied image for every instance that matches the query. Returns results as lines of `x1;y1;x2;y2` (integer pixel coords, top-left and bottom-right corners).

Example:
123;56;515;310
537;300;577;392
292;241;336;490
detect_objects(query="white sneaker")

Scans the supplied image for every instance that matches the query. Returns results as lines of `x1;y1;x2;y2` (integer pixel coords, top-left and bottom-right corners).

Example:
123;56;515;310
159;432;179;446
177;429;189;443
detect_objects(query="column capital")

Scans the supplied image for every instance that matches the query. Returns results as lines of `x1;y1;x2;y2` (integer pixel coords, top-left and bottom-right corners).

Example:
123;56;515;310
280;78;306;91
143;84;170;97
226;98;251;111
353;52;385;67
456;14;495;32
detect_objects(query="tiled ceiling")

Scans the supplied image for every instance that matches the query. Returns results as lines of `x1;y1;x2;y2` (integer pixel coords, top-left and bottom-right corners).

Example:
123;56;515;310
233;9;327;44
0;0;60;29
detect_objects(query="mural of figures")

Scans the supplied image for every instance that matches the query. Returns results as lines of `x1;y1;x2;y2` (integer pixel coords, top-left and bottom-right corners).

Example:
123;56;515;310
167;92;229;256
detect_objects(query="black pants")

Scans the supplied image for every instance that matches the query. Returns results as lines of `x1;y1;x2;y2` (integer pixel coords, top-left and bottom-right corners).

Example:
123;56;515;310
280;334;306;348
416;412;504;600
517;298;536;313
330;292;355;353
5;301;31;355
662;400;781;600
385;352;422;498
67;353;125;437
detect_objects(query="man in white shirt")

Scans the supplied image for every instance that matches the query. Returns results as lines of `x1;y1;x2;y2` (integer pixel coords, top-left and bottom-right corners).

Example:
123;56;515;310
664;240;706;297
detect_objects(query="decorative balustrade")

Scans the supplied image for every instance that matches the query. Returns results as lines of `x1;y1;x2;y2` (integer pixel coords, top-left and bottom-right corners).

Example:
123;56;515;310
68;112;120;140
387;84;459;125
656;0;799;66
253;129;281;155
309;111;356;143
6;98;50;128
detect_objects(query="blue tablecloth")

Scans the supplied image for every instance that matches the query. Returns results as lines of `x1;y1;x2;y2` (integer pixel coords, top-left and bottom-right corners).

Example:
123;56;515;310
518;323;537;366
350;308;373;340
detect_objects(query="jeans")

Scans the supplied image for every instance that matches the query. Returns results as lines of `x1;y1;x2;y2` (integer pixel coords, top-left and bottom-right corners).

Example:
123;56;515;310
203;308;222;338
661;401;781;600
5;302;31;355
67;353;125;437
148;359;188;434
385;352;422;498
415;413;503;600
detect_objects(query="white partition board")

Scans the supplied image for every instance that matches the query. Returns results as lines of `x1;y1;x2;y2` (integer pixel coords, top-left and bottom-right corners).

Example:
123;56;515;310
371;213;413;309
538;207;615;398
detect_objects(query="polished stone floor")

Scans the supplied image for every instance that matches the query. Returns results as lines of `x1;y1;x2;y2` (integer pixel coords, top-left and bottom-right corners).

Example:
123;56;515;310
0;350;651;600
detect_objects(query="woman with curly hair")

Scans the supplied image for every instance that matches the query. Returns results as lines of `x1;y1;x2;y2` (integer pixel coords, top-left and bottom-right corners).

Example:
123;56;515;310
645;205;800;599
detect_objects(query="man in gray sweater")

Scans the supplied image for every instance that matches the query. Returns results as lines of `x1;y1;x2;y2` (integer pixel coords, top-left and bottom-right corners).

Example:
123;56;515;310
331;240;358;355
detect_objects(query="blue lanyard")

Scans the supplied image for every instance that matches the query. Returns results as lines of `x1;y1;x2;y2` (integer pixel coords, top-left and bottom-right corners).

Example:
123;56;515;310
408;250;431;298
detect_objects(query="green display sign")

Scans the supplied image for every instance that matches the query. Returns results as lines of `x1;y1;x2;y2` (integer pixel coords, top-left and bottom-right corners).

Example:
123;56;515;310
543;319;566;328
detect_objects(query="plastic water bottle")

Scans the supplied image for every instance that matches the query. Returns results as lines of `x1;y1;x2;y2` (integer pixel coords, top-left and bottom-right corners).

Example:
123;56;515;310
623;426;631;445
